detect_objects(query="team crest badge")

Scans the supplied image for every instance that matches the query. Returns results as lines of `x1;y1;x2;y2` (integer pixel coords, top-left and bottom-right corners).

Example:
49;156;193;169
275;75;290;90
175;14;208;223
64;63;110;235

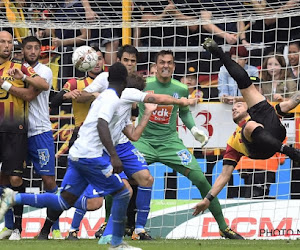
173;93;179;99
177;149;192;166
132;148;146;163
38;149;50;167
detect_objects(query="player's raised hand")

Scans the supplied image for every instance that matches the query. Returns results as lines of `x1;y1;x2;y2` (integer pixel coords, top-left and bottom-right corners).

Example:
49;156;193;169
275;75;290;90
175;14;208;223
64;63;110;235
192;199;210;216
111;155;123;174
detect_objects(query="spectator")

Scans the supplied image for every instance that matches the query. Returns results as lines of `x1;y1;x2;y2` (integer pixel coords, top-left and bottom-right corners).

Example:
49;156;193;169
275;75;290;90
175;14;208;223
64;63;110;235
218;45;259;104
287;39;300;89
200;0;248;45
133;0;248;47
180;65;203;105
261;52;297;101
148;63;157;76
12;40;23;61
37;0;91;85
249;0;300;51
85;0;122;65
0;0;29;42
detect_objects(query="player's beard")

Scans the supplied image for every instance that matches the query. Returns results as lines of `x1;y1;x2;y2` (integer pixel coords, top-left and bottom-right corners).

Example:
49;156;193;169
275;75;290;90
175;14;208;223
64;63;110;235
233;111;248;124
25;56;38;66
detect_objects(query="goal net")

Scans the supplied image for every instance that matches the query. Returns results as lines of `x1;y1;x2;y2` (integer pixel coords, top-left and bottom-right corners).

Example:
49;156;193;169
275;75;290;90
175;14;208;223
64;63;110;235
1;0;300;239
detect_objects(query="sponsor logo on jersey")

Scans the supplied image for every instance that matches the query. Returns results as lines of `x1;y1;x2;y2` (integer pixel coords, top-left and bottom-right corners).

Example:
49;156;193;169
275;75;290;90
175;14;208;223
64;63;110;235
176;149;192;166
38;148;50;167
150;105;173;124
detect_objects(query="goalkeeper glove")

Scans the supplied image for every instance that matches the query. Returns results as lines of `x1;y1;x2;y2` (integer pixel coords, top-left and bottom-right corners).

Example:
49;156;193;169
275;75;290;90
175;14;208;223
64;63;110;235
191;126;208;148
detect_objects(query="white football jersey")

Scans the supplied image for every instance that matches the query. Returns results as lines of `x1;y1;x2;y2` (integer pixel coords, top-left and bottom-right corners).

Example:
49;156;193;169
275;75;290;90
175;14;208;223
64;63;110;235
114;88;147;144
84;71;108;93
28;63;53;137
69;88;147;158
84;72;148;145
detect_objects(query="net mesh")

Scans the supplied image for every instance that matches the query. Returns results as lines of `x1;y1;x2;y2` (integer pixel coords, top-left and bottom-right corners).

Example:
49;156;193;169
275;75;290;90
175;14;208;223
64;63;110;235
1;0;300;239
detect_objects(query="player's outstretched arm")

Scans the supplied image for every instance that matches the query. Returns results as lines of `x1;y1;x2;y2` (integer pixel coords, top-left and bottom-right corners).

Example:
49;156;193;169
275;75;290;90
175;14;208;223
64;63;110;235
8;68;49;91
123;103;157;141
76;90;97;103
143;93;191;106
279;91;300;113
193;164;234;216
50;90;68;108
0;79;40;102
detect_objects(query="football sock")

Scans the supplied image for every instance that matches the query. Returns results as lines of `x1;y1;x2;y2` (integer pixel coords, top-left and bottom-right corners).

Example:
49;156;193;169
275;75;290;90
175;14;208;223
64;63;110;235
15;192;71;211
217;48;252;90
135;186;152;229
102;214;113;236
41;209;63;235
70;208;86;231
104;195;113;222
74;193;87;211
110;188;130;246
4;209;14;230
126;184;137;229
45;186;60;231
12;184;25;232
187;169;228;231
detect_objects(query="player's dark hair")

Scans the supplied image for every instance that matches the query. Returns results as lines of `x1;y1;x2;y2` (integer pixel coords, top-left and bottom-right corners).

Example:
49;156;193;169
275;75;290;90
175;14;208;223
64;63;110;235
108;62;128;85
261;52;292;81
126;73;146;91
155;50;174;63
22;36;41;47
117;44;138;60
91;45;104;58
91;46;101;54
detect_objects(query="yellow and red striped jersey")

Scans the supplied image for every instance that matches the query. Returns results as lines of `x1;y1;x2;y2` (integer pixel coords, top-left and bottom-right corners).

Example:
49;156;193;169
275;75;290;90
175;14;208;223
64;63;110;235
63;76;94;127
0;60;37;133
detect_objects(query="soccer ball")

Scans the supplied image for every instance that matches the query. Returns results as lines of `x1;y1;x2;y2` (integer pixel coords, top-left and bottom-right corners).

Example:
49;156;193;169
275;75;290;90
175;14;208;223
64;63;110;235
72;46;98;72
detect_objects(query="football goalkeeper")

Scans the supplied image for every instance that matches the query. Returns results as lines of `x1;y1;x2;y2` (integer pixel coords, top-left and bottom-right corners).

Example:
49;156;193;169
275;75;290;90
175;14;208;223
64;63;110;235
193;38;300;216
132;50;243;240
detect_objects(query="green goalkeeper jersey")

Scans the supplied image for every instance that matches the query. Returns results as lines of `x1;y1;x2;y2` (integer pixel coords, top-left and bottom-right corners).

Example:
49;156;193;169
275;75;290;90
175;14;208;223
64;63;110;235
138;76;191;143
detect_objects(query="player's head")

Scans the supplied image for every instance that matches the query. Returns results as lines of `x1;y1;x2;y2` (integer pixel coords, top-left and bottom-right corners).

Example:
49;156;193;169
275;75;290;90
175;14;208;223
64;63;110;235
0;31;13;61
108;62;128;92
232;102;248;124
288;39;300;67
126;73;146;91
22;36;41;66
89;46;104;76
117;45;138;74
155;50;175;82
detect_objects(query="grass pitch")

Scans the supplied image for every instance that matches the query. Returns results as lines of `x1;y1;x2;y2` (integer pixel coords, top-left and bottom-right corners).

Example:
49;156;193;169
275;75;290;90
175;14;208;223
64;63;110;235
0;239;300;250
